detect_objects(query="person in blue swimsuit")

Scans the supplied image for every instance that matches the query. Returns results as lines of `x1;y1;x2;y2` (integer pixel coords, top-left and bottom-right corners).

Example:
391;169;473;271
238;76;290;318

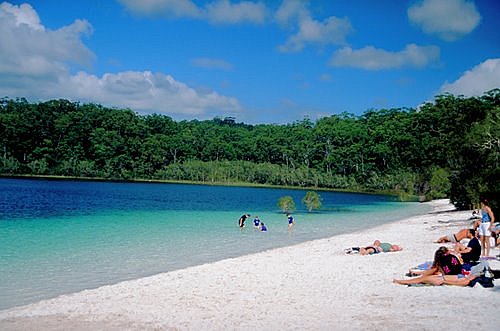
260;222;267;232
287;214;294;230
253;216;261;228
478;198;495;257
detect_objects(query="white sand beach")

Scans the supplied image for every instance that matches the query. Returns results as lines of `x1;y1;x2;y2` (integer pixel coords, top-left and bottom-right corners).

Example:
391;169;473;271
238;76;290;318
1;199;499;330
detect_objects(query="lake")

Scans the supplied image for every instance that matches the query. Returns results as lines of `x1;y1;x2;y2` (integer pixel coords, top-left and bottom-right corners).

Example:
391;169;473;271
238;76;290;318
0;178;429;309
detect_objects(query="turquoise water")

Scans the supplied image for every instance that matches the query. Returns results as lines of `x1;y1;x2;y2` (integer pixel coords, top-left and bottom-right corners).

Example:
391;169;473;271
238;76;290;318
0;178;429;309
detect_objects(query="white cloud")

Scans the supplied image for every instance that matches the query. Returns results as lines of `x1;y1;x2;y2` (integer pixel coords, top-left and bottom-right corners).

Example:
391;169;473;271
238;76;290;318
62;71;242;115
117;0;201;18
329;44;440;70
275;0;352;52
191;58;234;71
205;0;267;24
0;2;44;30
408;0;481;41
118;0;267;24
0;2;94;80
0;2;242;116
119;0;349;52
274;0;308;27
439;58;500;96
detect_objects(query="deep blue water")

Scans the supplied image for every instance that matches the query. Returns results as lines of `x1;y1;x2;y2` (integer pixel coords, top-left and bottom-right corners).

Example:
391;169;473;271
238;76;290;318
0;178;398;219
0;178;429;310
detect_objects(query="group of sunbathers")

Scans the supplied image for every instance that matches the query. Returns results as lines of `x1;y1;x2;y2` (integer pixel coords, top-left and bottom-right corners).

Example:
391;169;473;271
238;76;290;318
393;198;498;287
345;198;498;288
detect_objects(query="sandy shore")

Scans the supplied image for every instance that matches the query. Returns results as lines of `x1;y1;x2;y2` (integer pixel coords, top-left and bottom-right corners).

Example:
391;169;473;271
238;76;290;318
1;199;499;330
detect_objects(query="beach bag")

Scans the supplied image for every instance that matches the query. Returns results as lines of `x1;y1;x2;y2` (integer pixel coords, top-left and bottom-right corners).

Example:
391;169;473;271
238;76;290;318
469;261;491;277
468;261;494;288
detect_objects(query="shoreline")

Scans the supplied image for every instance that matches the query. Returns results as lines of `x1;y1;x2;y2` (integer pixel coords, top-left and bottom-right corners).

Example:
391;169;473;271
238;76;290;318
1;199;499;330
0;174;417;199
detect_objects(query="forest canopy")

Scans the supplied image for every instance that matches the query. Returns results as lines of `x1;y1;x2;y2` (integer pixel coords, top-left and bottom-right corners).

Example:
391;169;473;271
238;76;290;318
0;89;498;211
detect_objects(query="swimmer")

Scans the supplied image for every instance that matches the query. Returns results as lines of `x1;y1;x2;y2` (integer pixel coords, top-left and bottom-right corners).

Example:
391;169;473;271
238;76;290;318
238;214;250;228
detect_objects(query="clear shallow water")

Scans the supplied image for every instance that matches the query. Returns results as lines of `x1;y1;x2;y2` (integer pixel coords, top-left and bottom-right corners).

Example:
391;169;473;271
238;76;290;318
0;178;429;309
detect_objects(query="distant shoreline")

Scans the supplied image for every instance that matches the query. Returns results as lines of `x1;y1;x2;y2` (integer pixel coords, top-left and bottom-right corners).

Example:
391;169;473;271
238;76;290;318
0;173;414;199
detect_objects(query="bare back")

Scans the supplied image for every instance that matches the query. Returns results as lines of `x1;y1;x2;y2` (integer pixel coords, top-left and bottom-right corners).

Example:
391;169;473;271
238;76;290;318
455;228;469;241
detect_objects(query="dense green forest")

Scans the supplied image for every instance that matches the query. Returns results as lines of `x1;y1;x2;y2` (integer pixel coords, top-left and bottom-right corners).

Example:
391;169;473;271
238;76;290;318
0;90;498;211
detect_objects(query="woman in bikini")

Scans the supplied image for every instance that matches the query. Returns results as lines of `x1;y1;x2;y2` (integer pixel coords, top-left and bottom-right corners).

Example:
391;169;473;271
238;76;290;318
393;246;476;286
359;246;380;255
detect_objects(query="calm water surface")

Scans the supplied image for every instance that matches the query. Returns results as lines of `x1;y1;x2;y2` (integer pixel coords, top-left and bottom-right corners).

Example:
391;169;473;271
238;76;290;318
0;178;429;309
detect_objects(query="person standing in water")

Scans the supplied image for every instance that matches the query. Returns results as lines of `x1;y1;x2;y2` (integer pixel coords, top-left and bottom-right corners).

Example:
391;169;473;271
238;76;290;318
287;213;294;231
253;216;261;228
239;214;250;228
478;198;495;257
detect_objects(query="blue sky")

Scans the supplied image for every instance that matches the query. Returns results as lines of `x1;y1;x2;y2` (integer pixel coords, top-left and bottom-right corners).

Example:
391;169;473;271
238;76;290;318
1;0;499;124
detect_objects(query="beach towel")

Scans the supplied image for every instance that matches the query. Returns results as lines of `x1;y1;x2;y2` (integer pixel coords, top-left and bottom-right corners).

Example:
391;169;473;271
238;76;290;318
408;261;433;274
344;247;360;254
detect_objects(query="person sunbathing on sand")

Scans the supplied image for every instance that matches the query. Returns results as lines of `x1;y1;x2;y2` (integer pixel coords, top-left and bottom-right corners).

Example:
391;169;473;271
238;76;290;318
393;246;476;286
435;219;480;243
373;240;402;253
359;240;402;255
345;240;403;255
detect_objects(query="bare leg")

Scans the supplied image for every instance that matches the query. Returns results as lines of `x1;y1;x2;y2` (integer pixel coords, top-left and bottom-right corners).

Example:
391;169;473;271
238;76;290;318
443;275;476;286
435;236;449;243
480;235;487;256
393;275;443;286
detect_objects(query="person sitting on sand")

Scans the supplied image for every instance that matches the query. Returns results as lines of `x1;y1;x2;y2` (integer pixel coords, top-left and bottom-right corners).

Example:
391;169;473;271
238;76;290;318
259;222;267;232
435;219;480;243
393;246;476;286
454;229;481;264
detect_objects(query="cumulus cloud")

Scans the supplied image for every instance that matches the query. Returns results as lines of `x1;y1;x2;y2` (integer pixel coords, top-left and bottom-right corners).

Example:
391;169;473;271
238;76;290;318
275;0;352;52
408;0;481;41
278;16;352;52
61;71;241;115
119;0;349;52
0;2;242;116
329;44;440;70
274;0;308;27
0;2;94;80
439;58;500;96
118;0;267;24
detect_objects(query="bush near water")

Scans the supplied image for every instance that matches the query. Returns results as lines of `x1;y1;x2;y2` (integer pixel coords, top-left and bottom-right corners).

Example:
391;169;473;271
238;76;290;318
0;89;498;212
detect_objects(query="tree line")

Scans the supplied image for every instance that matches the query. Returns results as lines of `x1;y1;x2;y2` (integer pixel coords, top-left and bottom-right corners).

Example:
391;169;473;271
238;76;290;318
0;89;498;211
